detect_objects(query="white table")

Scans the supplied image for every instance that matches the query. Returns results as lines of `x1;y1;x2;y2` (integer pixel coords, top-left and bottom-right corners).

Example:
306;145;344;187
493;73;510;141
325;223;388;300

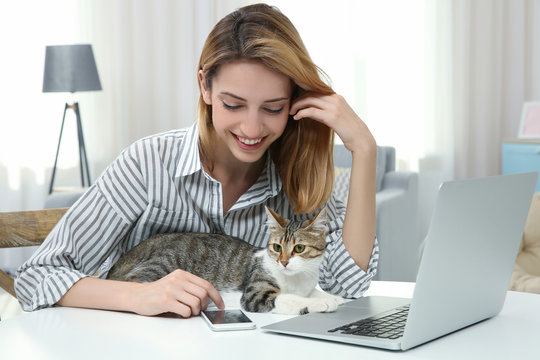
0;282;539;360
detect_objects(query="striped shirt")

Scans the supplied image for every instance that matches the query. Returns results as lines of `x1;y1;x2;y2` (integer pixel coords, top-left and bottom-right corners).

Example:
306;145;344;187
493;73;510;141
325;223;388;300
15;123;379;311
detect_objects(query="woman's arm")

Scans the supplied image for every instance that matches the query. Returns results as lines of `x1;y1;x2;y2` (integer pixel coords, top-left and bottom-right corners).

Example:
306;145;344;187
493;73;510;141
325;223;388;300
290;93;376;272
57;270;224;317
16;138;224;316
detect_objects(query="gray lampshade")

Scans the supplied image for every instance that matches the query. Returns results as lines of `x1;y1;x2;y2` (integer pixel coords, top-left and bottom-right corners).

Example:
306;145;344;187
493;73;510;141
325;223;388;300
43;44;102;93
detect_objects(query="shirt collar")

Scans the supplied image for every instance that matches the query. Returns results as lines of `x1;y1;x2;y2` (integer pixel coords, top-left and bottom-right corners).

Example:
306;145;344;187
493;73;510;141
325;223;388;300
175;122;203;178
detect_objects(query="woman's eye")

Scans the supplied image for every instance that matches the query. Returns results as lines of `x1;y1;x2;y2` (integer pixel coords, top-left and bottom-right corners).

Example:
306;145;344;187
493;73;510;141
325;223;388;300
264;107;284;114
222;101;241;110
273;244;282;252
294;244;305;253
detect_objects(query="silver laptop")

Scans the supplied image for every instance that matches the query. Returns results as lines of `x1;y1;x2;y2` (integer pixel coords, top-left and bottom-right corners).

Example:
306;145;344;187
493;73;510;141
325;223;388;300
262;173;537;351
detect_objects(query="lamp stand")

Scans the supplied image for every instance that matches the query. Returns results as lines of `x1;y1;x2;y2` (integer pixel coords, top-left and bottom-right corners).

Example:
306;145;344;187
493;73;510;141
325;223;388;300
48;102;91;194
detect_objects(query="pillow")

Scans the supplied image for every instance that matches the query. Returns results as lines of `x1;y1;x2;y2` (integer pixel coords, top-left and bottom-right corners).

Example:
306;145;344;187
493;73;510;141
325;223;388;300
509;192;540;293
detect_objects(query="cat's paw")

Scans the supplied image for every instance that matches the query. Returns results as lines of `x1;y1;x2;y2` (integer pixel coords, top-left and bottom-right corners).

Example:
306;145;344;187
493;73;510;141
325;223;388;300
273;293;345;315
323;294;345;310
309;290;345;310
306;295;343;313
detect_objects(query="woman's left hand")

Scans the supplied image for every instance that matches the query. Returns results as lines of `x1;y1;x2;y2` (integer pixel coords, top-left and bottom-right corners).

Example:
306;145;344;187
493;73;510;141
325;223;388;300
289;91;376;154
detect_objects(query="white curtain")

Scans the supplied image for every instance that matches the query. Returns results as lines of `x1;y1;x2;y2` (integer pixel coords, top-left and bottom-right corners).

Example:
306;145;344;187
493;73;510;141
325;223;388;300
419;0;540;236
0;0;244;276
0;0;243;213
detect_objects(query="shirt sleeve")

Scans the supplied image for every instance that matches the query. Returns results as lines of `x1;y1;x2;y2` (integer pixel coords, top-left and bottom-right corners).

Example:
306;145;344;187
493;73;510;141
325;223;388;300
14;144;147;311
318;194;379;298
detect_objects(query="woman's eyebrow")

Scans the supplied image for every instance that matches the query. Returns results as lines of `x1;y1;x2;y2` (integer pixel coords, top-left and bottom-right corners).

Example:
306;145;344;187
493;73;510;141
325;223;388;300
220;91;289;103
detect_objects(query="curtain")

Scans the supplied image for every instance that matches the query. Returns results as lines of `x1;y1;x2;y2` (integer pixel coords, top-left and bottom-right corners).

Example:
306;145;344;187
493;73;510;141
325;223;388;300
0;0;244;277
420;0;540;238
0;0;243;213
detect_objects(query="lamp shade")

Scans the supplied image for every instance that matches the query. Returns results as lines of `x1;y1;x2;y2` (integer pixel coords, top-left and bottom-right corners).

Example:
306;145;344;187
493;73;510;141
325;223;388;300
43;44;102;93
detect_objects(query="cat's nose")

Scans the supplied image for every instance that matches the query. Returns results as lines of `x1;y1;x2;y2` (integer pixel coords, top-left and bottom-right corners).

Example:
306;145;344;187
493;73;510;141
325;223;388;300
280;260;289;267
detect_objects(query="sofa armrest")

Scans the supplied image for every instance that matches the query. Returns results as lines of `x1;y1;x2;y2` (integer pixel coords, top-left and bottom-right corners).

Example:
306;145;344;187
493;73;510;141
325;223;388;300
382;171;417;191
375;172;419;281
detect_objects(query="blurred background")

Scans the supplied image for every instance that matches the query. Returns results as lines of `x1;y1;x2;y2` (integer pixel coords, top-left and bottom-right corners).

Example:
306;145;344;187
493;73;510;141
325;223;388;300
1;0;539;239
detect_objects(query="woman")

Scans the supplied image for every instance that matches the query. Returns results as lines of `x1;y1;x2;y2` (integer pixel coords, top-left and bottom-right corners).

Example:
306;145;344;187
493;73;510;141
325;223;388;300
15;3;378;317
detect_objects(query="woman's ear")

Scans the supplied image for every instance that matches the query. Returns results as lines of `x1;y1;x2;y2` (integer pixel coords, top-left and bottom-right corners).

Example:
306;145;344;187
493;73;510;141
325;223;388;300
198;70;212;105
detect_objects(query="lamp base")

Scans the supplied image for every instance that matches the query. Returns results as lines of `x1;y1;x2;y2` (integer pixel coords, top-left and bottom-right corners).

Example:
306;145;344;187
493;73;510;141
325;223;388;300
48;102;91;194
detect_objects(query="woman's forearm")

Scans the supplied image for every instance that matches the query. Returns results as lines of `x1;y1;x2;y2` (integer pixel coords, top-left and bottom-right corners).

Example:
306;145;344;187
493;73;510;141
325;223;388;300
56;277;141;312
341;145;377;272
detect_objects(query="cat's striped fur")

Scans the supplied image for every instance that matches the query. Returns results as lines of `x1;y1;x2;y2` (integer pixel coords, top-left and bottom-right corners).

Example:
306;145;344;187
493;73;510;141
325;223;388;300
106;207;344;314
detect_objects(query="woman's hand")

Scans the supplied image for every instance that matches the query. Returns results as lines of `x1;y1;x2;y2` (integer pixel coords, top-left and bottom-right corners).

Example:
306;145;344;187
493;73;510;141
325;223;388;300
131;269;225;317
289;90;376;155
57;272;225;318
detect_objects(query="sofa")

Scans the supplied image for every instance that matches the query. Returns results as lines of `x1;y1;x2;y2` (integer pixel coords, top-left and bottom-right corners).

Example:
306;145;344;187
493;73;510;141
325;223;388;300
334;144;419;281
509;192;540;293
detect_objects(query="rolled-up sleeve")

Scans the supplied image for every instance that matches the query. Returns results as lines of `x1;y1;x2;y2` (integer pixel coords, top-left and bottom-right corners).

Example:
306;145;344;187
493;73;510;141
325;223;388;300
318;195;379;298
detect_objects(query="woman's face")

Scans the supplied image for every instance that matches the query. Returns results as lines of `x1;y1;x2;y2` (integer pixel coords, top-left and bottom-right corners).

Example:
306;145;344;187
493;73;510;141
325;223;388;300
200;60;292;165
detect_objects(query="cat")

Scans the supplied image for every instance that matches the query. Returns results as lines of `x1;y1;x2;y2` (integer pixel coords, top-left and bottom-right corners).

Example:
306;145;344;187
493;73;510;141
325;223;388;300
106;207;344;315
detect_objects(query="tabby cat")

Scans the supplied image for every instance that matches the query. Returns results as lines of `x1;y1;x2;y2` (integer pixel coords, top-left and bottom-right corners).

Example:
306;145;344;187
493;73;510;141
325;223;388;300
106;207;344;315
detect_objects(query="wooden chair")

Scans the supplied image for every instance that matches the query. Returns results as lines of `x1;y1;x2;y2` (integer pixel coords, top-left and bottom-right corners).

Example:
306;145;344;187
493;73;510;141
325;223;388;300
0;208;68;297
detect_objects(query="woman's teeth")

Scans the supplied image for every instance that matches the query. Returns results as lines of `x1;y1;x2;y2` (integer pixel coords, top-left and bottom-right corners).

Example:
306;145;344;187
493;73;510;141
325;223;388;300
238;136;263;145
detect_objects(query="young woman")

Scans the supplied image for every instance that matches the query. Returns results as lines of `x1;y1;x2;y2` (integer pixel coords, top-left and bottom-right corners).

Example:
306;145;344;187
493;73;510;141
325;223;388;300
15;3;378;318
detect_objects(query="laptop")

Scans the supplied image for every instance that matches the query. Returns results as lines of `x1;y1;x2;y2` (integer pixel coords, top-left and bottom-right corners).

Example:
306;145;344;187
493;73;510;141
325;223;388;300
262;173;538;351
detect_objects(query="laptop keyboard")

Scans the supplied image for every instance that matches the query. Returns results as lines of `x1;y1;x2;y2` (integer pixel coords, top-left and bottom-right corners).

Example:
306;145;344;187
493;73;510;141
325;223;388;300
328;304;410;339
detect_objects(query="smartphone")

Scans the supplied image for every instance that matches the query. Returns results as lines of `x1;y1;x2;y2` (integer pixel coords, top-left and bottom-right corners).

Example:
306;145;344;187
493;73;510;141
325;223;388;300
201;309;256;331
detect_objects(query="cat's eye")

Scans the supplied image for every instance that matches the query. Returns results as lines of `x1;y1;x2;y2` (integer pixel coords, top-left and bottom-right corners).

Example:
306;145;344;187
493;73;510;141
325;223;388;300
293;244;305;253
273;244;282;252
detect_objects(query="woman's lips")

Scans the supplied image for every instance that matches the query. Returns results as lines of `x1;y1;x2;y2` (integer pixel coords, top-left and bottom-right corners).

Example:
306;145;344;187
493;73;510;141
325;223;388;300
233;133;267;150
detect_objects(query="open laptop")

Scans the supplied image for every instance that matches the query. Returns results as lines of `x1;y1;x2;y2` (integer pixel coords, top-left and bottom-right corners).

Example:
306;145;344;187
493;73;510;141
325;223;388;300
262;173;538;351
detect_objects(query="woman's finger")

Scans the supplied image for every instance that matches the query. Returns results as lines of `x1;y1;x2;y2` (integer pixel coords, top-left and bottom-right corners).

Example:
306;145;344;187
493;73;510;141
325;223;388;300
180;281;210;311
292;107;330;124
290;97;328;116
166;299;193;318
174;290;203;316
180;271;225;309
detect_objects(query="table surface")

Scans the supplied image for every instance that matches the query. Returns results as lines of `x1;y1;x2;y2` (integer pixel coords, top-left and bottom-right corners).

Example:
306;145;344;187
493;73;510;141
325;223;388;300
1;281;539;360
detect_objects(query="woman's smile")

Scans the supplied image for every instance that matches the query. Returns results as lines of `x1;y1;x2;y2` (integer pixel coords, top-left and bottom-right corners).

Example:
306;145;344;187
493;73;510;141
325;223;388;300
233;133;268;150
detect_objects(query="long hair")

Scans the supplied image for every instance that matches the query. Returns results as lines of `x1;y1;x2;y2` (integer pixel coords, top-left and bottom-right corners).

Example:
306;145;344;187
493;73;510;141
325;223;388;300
197;3;335;214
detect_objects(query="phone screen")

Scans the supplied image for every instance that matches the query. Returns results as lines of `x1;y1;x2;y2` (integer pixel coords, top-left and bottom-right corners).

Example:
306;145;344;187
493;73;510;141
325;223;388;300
202;309;253;325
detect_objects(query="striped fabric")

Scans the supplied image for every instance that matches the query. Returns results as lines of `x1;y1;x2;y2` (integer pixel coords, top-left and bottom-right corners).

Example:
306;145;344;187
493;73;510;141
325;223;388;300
15;122;379;311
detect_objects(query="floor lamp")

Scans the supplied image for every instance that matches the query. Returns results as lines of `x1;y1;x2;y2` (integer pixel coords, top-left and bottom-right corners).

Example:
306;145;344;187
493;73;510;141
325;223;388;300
43;44;102;194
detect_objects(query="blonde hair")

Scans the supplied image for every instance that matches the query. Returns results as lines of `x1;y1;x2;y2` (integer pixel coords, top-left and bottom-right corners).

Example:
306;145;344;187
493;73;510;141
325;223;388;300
197;3;335;214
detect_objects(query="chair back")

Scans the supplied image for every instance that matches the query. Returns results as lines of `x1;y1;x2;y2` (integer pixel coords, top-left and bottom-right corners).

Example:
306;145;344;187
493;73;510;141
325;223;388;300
0;208;67;297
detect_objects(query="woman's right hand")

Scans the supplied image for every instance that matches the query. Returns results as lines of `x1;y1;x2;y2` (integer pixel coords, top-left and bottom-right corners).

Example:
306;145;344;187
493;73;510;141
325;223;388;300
130;269;225;317
57;271;224;318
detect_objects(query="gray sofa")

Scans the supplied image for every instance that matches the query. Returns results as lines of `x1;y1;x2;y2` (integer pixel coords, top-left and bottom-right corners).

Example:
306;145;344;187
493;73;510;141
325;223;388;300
334;145;419;281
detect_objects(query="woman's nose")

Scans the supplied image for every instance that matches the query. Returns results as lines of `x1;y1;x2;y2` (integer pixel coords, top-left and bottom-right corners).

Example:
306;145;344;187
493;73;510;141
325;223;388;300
240;110;264;137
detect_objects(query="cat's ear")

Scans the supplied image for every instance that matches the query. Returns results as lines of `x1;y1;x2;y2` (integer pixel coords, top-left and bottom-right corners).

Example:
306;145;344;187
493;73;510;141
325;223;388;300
304;207;327;234
265;206;288;230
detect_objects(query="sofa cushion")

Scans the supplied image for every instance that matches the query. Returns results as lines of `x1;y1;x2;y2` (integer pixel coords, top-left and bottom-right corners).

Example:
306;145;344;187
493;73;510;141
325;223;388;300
332;146;387;203
333;167;351;204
